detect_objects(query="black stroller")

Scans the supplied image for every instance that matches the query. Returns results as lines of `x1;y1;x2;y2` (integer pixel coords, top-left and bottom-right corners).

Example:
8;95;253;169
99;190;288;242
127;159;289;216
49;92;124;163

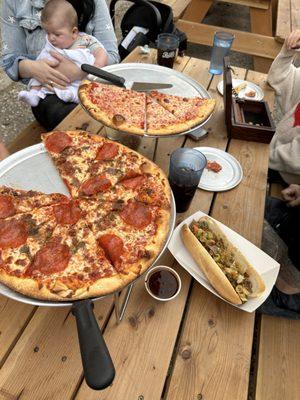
109;0;187;60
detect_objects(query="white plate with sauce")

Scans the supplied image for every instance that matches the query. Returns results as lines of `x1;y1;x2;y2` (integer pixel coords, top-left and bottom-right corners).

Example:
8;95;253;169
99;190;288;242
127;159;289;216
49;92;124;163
194;147;243;192
217;79;264;101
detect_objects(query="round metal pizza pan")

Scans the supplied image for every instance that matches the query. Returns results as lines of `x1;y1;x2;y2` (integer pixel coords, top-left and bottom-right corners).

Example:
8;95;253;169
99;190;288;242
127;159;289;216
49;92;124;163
0;143;176;307
81;62;213;138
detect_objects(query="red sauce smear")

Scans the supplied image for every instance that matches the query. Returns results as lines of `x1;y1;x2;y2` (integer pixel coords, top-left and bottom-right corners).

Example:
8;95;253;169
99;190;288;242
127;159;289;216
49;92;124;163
206;161;222;173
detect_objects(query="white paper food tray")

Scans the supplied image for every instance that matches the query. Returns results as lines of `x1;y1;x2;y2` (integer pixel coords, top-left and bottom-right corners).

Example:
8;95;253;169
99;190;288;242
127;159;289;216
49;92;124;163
168;210;280;312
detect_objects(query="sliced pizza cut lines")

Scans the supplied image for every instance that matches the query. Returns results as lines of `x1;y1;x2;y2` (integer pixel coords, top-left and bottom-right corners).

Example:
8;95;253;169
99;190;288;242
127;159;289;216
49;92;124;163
78;81;216;136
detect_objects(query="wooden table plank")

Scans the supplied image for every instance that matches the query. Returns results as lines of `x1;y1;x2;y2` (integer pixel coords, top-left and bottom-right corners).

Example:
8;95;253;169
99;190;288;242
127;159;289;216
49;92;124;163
166;283;255;400
219;0;270;9
256;316;300;400
275;0;291;42
291;0;300;34
176;20;282;60
0;300;35;367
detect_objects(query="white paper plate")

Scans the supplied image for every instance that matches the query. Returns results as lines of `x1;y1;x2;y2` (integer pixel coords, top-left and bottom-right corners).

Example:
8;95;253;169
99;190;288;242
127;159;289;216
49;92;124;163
195;147;243;191
168;210;280;312
217;79;264;101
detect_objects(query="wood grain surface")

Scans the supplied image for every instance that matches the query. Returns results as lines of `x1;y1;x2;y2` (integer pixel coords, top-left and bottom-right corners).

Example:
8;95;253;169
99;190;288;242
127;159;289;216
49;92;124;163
256;316;300;400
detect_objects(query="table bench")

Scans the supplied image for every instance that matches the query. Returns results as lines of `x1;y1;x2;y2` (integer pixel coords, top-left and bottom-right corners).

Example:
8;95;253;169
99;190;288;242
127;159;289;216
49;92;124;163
161;0;282;72
275;0;300;43
1;48;300;400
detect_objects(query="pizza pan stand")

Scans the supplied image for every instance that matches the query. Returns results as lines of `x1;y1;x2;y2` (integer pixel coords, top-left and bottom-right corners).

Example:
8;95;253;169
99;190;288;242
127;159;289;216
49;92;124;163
0;144;176;390
82;63;213;139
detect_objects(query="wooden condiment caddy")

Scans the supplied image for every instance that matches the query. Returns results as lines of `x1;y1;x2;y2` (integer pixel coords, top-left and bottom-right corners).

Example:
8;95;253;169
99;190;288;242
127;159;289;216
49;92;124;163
223;56;275;144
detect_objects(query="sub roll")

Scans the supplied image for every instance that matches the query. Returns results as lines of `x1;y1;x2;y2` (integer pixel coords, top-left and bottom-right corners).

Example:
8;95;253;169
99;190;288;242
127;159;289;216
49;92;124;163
181;217;265;305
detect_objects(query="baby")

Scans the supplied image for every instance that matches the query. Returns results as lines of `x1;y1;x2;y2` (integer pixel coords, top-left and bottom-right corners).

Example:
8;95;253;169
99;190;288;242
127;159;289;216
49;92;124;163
19;0;108;106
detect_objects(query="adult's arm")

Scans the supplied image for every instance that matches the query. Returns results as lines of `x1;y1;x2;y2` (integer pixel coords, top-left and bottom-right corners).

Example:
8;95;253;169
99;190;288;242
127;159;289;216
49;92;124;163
0;0;33;82
1;1;69;87
269;135;300;178
92;0;120;65
267;40;300;114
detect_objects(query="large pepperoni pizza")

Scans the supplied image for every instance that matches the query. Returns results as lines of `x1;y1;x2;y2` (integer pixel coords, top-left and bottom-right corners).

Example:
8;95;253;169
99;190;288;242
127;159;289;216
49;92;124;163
78;81;216;135
0;131;171;301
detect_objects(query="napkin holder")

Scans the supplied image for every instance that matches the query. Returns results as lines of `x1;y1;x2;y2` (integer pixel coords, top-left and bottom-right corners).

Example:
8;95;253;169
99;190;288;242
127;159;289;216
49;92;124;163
223;56;275;143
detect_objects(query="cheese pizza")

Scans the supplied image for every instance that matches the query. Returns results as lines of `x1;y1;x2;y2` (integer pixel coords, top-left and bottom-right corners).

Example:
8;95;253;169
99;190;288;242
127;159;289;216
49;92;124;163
78;81;215;135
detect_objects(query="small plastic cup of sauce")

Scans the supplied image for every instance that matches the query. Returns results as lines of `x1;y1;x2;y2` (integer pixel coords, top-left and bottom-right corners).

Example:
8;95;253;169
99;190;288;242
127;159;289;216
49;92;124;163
144;266;181;301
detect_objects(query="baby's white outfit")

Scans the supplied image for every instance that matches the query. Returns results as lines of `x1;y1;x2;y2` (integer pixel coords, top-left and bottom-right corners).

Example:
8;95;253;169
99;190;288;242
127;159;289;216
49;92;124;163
18;33;105;106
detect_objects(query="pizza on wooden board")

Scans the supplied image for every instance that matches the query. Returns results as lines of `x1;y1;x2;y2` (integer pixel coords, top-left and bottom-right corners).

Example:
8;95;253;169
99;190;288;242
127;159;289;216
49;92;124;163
0;131;171;301
78;81;215;135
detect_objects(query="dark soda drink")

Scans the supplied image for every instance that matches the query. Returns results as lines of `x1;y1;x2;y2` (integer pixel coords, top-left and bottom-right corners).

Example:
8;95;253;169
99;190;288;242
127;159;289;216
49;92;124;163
168;148;207;213
157;48;177;68
169;174;198;213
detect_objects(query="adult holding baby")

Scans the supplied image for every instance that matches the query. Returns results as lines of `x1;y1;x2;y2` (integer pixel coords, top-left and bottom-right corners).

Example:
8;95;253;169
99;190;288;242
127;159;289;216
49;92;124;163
1;0;120;130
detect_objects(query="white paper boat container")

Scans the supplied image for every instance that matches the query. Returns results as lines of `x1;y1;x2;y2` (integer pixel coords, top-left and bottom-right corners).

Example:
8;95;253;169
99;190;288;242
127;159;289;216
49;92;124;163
168;210;280;312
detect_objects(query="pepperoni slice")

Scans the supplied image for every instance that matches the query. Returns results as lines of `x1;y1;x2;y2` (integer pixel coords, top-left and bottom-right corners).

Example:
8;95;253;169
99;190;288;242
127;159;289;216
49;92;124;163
0;219;28;249
80;175;112;195
96;143;119;161
120;201;152;229
27;238;71;276
0;195;15;218
121;175;145;190
45;131;72;153
97;234;124;266
54;201;82;225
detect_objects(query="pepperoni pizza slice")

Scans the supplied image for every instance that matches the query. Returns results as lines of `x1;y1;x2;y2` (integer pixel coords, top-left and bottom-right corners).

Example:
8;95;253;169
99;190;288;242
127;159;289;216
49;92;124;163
0;186;68;219
83;197;170;284
27;208;121;301
0;199;122;300
79;81;146;135
43;130;107;197
0;205;59;292
149;91;215;129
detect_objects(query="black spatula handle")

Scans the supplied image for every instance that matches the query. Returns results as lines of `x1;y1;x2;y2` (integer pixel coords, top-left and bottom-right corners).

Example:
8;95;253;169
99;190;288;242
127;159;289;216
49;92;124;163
72;299;115;390
81;64;126;88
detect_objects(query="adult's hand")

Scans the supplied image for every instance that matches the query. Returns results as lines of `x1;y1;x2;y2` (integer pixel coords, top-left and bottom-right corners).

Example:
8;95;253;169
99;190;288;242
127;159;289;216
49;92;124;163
282;184;300;207
50;51;86;82
286;30;300;50
19;59;70;89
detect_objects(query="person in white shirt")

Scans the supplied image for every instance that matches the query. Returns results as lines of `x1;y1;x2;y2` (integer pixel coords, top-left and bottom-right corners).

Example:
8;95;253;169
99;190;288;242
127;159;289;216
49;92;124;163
267;29;300;184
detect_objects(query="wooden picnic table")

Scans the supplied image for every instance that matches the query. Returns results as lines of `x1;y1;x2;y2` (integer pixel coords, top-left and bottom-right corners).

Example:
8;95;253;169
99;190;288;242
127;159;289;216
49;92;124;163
161;0;282;72
0;48;299;400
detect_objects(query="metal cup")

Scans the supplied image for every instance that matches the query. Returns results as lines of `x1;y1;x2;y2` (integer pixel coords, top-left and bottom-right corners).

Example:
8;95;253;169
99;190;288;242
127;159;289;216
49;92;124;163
168;148;207;213
157;33;179;69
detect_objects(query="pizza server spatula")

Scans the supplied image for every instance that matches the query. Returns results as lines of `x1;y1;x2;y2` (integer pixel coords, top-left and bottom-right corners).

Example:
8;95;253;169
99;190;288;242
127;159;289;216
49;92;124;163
81;64;173;91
